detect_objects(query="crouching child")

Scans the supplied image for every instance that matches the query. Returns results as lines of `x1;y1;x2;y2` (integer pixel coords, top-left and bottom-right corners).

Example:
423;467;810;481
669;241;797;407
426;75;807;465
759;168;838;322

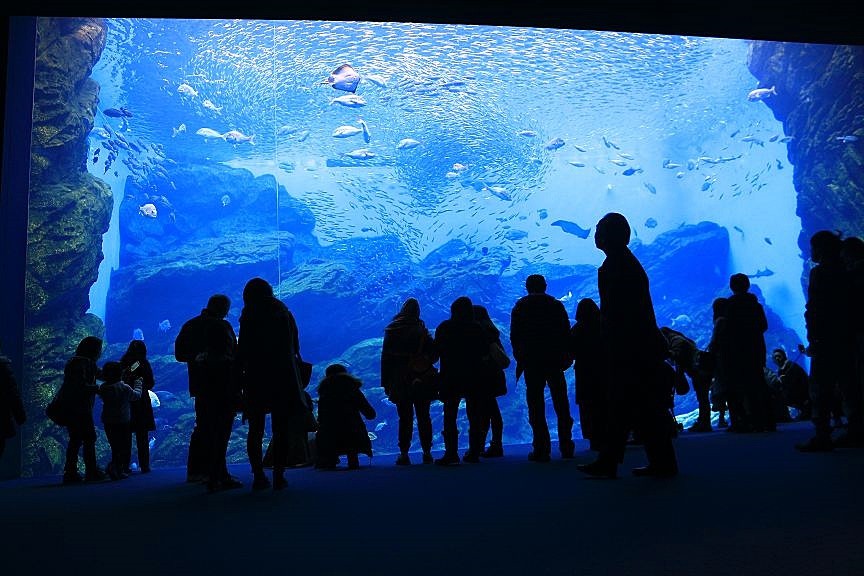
315;364;376;470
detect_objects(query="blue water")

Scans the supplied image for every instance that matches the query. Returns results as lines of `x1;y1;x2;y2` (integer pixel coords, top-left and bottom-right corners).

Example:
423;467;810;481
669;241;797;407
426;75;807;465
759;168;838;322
69;18;809;465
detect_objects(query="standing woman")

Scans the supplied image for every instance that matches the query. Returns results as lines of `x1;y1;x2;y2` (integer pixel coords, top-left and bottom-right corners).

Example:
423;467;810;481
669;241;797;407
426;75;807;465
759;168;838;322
237;277;307;490
381;297;438;466
569;298;608;452
62;336;108;484
121;339;155;473
473;304;509;458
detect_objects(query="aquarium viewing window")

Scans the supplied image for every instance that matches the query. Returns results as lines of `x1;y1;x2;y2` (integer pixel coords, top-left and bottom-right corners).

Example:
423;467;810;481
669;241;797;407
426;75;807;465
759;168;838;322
10;16;859;477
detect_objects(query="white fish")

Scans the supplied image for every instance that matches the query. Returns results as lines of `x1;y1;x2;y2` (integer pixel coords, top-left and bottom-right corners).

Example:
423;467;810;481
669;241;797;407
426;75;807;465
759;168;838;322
676;171;685;179
344;148;375;160
89;127;111;139
364;74;389;87
220;194;231;207
747;86;776;101
544;137;565;151
445;171;460;179
332;125;363;138
223;130;255;145
202;99;222;113
396;138;421;150
484;185;512;201
558;291;573;303
177;82;198;97
330;94;366;108
148;390;160;408
836;135;859;143
171;123;186;138
277;125;300;136
451;163;468;172
517;130;537;137
195;127;225;140
374;421;388;432
358;118;371;143
568;161;586;167
138;203;158;218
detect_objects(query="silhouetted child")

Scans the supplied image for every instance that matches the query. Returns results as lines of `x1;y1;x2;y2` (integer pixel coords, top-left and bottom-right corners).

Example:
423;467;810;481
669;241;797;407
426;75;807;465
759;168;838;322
315;364;376;470
99;361;142;480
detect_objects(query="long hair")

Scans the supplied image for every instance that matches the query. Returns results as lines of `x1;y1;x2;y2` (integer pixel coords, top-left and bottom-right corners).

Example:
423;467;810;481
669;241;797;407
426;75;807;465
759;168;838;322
74;336;103;361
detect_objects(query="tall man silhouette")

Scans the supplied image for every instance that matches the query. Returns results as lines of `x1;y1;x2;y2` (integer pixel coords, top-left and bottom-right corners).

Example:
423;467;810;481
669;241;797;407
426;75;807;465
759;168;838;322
577;212;678;478
510;274;575;461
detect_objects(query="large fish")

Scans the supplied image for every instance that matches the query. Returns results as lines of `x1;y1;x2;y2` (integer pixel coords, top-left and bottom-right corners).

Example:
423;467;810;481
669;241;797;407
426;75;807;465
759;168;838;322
551;219;591;239
747;86;776;101
332;125;363;138
104;107;133;118
330;94;366;108
358;118;371;143
344;148;375;160
322;64;361;93
223;130;255;145
396;138;421;150
195;127;225;140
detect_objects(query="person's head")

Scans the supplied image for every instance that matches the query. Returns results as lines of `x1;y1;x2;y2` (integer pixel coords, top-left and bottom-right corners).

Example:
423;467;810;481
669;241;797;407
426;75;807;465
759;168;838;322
472;304;491;323
325;364;348;377
102;361;124;383
771;347;787;367
396;297;420;320
206;294;231;319
525;274;547;294
840;235;864;267
594;212;630;252
242;278;274;305
575;298;600;324
75;336;103;361
124;339;147;360
809;229;842;264
450;296;474;321
729;273;750;294
712;297;728;320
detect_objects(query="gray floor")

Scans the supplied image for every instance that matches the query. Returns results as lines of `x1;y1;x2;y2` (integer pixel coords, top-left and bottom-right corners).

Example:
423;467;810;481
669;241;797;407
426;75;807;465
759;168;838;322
2;421;862;576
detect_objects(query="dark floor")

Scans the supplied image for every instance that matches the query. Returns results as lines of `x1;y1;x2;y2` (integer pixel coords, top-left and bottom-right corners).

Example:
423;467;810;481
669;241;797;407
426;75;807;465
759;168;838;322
2;421;862;576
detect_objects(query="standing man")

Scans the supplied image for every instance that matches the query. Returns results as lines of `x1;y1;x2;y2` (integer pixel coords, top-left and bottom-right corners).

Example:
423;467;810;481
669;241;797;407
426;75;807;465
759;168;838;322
174;294;232;483
510;274;575;462
577;212;678;478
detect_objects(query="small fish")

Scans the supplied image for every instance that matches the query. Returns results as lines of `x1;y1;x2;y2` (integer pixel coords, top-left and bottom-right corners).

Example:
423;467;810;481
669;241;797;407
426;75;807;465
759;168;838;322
103;106;133;118
202;99;222;113
277;125;300;136
451;163;468;172
836;135;859;143
221;194;231;207
484;185;512;201
177;83;198;97
344;148;375;160
172;123;186;137
572;144;587;153
396;138;421;150
733;225;745;236
158;319;171;332
544;137;565;151
517;130;537;137
664;162;681;169
223;130;255;145
358;118;371;143
196;127;225;140
747;86;776;101
644;182;657;195
747;267;775;279
617;152;634;160
558;291;573;303
645;217;658;229
332;125;363;138
538;209;548;220
741;136;765;147
364;74;388;88
730;129;741;138
769;135;779;142
551;219;591;239
776;159;783;170
609;159;627;167
568;161;586;168
321;63;361;93
675;172;685;179
90;127;111;139
330;94;366;108
138;203;158;218
701;181;712;191
296;130;310;142
764;237;773;245
622;167;643;176
374;421;388;432
602;135;620;150
779;136;795;143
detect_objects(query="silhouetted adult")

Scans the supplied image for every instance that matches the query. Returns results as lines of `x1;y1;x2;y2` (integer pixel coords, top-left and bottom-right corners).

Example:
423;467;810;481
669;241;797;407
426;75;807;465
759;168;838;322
175;294;232;483
120;340;155;473
569;298;608;451
577;212;677;478
197;301;243;492
0;349;26;461
725;273;772;432
61;336;108;484
237;277;307;489
771;348;810;420
840;235;864;446
707;297;730;428
797;231;858;451
474;304;509;458
510;274;574;462
661;326;713;433
315;364;376;469
434;296;489;465
381;297;438;465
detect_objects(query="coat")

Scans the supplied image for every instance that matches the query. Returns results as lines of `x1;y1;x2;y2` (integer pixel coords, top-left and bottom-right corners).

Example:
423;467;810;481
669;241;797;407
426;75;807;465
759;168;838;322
122;356;156;431
381;317;436;403
315;373;376;458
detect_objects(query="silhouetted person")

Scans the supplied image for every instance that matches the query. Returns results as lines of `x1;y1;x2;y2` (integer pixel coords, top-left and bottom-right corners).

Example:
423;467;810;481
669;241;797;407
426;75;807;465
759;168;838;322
661;326;713;433
237;277;308;490
577;212;678;478
381;297;437;465
61;336;108;484
725;273;772;432
197;300;243;493
707;297;730;428
797;231;858;451
771;348;810;420
434;296;489;465
99;361;142;480
840;235;864;445
510;274;575;462
569;298;608;451
120;340;155;473
175;294;233;482
315;364;376;469
473;304;509;458
0;349;26;461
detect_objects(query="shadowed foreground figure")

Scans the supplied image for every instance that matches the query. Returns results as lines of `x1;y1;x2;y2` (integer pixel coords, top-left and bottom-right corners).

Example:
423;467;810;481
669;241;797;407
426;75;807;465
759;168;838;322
577;212;678;479
569;298;608;451
0;349;26;461
315;364;376;470
120;339;155;473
